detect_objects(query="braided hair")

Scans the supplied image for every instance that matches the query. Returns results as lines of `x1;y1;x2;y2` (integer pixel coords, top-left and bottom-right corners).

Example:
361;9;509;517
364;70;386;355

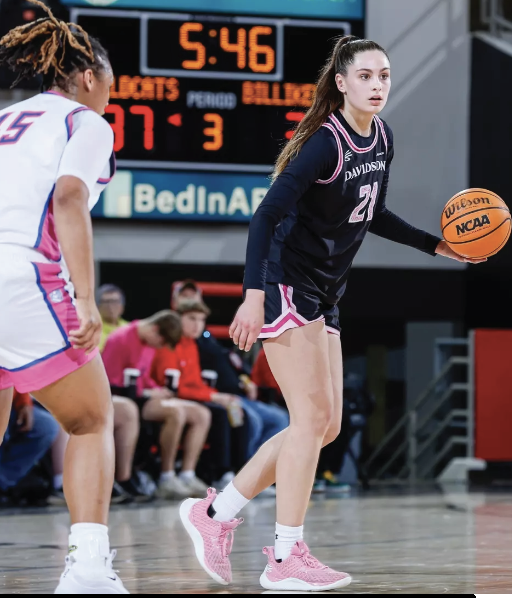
0;0;109;90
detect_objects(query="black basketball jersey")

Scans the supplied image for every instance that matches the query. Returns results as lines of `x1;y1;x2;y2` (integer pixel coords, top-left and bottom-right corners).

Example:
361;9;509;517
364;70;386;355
244;110;440;305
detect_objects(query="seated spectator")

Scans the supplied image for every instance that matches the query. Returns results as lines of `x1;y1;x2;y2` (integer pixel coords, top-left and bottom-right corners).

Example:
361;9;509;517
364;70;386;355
97;284;129;352
252;346;285;405
102;311;211;500
151;307;249;484
48;396;145;505
0;390;59;502
176;300;289;459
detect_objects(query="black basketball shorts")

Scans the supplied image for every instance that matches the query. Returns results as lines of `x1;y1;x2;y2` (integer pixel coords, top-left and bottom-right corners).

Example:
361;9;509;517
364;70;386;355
259;283;341;340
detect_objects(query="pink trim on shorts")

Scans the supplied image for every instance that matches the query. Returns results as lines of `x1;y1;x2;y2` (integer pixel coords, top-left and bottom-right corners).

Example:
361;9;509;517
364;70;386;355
259;285;324;339
9;347;99;393
0;263;99;393
325;326;341;337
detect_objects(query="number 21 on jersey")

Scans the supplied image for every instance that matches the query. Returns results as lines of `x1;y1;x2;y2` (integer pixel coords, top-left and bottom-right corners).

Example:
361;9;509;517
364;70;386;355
349;182;379;224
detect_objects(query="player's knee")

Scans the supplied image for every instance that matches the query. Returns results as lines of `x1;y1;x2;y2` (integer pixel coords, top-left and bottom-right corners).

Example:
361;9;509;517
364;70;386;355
294;405;333;439
323;420;342;447
67;401;114;436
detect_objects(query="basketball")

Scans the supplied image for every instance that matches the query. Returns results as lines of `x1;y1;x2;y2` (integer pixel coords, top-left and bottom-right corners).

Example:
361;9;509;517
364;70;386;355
441;188;511;259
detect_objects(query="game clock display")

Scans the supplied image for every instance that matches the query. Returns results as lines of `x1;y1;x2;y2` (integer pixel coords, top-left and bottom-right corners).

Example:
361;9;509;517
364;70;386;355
72;8;363;170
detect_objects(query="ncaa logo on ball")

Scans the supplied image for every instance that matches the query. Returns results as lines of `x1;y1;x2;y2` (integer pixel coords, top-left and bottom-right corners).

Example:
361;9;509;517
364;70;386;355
456;214;491;236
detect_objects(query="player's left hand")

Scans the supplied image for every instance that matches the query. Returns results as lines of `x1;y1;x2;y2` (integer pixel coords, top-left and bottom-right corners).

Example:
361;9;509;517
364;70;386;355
69;298;102;353
17;405;34;433
435;240;487;264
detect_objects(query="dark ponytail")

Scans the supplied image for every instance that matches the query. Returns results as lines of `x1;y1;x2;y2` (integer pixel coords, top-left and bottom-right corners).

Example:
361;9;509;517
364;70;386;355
0;0;109;90
273;35;388;180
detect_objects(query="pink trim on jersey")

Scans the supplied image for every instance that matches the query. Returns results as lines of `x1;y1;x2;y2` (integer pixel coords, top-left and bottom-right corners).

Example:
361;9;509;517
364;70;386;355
44;90;67;98
374;116;388;153
66;106;93;140
259;285;325;339
37;195;60;262
10;347;98;393
316;123;344;184
329;114;379;153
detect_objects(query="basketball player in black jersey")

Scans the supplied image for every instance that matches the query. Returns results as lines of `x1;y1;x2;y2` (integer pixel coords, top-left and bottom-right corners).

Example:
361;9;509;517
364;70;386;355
179;36;484;591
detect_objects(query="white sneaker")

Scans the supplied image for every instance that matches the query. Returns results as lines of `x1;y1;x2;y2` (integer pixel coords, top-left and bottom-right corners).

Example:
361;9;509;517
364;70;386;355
157;476;191;500
182;475;209;497
54;551;129;594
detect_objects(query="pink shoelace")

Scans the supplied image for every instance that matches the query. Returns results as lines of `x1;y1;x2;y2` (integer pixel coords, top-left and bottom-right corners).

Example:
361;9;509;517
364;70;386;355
218;527;235;558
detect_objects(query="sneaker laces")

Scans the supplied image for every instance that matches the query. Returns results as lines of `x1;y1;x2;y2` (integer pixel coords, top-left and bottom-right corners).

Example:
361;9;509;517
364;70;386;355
300;547;329;570
106;550;119;575
218;526;236;558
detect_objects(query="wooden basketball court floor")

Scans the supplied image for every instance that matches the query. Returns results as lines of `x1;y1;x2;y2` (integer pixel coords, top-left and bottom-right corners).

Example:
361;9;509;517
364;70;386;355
0;489;511;594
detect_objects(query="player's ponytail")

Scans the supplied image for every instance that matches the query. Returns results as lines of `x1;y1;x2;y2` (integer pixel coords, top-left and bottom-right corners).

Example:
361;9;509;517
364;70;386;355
273;35;388;180
0;0;109;90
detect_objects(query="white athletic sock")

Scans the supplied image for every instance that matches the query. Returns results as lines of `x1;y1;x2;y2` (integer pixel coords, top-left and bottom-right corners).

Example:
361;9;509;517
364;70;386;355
274;523;303;561
179;470;195;482
160;471;176;483
211;482;250;522
53;474;63;491
69;523;110;562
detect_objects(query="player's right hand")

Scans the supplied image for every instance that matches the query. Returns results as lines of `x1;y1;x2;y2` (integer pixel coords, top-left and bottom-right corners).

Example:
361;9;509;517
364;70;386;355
69;298;102;354
229;290;265;352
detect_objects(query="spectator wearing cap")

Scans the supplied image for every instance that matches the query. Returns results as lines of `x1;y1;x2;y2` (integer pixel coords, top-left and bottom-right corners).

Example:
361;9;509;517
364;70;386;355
97;284;129;352
174;300;289;459
0;390;59;501
171;279;202;310
102;311;211;500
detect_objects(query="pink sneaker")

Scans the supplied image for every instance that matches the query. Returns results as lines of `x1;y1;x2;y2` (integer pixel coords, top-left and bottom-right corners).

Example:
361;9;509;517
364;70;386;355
179;488;243;585
260;541;352;592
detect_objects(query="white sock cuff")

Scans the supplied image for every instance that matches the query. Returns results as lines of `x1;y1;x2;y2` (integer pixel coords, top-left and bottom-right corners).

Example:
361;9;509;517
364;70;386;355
221;482;250;512
69;523;110;559
70;523;109;536
275;523;304;540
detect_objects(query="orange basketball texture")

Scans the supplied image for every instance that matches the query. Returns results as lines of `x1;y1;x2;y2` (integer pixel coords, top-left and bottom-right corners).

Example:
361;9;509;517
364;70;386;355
441;188;511;259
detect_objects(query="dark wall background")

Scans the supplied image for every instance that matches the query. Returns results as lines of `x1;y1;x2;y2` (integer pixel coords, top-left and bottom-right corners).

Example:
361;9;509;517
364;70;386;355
468;37;512;329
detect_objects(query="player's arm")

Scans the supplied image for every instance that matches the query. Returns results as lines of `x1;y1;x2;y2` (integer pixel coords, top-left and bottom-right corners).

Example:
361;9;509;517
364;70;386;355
54;113;114;352
231;128;337;351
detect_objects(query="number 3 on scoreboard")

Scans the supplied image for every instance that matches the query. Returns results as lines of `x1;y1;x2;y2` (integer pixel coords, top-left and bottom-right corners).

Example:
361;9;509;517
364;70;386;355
203;113;223;151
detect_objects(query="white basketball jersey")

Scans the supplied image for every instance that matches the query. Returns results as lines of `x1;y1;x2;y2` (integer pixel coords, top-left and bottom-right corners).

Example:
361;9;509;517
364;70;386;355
0;91;114;262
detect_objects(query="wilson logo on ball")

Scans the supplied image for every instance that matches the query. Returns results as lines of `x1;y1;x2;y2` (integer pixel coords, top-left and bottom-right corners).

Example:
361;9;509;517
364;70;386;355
444;196;491;220
456;214;491;235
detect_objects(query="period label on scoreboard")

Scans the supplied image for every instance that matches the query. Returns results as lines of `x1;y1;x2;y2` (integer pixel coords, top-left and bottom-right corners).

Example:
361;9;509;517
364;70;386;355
71;8;363;171
92;169;270;222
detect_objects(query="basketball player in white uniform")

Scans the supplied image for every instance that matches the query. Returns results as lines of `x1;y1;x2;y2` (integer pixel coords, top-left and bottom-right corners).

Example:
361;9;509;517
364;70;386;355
0;1;128;593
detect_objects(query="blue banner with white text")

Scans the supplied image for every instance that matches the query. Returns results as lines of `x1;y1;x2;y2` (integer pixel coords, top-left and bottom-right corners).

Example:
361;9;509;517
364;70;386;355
91;169;270;223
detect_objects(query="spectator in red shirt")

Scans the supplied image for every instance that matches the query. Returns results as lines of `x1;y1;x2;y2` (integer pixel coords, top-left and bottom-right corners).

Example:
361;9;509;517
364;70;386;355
0;390;59;500
252;347;284;403
102;310;211;500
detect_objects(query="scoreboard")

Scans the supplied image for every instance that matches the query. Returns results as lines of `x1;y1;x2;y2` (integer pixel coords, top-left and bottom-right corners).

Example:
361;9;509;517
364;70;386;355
71;7;364;172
